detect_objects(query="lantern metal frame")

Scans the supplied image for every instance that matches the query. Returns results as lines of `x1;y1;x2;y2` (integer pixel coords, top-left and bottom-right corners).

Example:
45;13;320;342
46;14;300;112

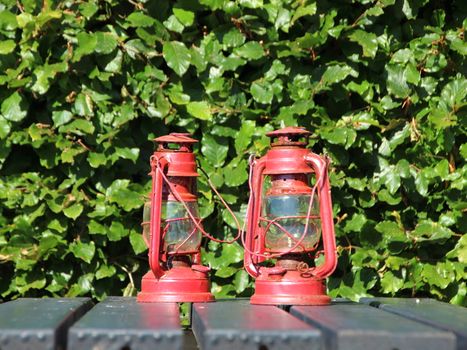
244;127;337;305
137;133;214;303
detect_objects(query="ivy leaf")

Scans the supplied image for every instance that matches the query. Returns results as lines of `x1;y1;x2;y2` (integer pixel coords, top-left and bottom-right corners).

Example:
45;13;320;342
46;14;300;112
163;41;191;76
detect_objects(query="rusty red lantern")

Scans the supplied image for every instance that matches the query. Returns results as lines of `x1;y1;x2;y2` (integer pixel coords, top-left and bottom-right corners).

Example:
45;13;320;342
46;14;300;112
137;133;214;303
243;127;337;305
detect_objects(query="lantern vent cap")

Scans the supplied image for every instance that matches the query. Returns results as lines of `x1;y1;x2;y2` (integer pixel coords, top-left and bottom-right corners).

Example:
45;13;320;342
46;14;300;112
155;133;198;152
155;133;198;144
267;127;311;147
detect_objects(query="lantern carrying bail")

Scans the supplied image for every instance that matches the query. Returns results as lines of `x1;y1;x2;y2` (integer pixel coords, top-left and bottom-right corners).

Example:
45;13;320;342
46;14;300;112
266;126;311;147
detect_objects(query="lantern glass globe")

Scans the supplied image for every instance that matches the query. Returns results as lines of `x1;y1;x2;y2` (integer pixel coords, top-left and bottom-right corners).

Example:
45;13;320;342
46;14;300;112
142;201;201;253
262;194;321;253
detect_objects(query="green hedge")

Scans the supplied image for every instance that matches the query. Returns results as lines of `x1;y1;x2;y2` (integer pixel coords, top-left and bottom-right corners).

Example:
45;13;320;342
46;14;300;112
0;0;465;304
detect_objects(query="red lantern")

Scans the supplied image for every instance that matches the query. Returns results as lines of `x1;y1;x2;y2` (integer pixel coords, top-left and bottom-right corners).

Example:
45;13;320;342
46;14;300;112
243;127;337;305
137;133;214;303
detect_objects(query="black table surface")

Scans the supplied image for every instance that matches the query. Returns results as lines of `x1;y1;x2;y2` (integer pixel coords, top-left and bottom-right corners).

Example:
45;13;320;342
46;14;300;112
0;296;465;350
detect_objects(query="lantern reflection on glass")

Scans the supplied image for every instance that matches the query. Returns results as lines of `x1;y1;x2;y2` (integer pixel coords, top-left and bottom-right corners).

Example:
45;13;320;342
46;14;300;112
244;127;337;305
137;133;214;303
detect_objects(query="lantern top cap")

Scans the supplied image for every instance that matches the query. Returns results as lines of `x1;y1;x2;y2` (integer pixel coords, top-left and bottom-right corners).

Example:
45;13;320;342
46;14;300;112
266;127;311;147
266;127;311;138
155;133;198;144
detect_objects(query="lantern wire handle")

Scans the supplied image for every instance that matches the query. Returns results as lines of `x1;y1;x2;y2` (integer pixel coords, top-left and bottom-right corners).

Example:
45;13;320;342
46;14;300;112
241;155;327;262
153;156;250;245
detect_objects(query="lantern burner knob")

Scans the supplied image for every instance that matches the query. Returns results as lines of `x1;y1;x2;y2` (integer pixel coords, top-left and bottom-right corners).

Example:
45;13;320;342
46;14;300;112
266;127;311;147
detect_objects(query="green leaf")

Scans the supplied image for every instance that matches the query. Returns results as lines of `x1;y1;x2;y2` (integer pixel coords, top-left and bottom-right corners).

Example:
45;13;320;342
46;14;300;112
32;62;68;95
0;40;15;54
251;81;274;104
163;41;191;77
106;179;144;211
0;116;11;139
421;262;455;289
95;32;118;54
173;8;195;26
381;271;404;294
291;3;317;24
235;120;256;153
234;42;264;60
349;30;378;58
187;101;212;120
63;203;84;220
411;220;453;243
233;270;250;294
447;235;467;263
0;10;18;31
130;229;147;254
109;221;127;241
321;127;356;149
202;135;229;167
74;93;93;117
238;0;263;9
126;12;156;27
414;169;430;196
52;110;73;127
73;32;97;62
386;64;410;98
223;28;245;48
344;213;367;232
96;264;117;280
224;160;248;186
322;65;354;85
383;169;401;195
69;241;95;263
1;92;29;122
440;77;467;110
115;147;139;163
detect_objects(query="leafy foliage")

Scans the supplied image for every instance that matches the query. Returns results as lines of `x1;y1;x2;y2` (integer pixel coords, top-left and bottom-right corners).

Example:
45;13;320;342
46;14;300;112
0;0;465;305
